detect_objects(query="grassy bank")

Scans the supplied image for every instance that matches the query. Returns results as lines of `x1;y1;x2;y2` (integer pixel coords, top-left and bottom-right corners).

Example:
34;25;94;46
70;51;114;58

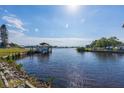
0;48;29;72
0;48;51;88
0;48;28;57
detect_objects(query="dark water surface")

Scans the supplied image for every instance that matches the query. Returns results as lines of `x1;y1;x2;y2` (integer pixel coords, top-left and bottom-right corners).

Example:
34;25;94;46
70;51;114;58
16;48;124;88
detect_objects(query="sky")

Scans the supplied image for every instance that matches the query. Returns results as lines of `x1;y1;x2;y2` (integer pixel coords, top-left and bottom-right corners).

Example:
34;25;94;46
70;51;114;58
0;5;124;46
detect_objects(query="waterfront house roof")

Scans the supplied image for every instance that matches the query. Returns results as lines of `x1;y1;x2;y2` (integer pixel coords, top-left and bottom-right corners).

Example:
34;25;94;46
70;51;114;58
40;42;50;46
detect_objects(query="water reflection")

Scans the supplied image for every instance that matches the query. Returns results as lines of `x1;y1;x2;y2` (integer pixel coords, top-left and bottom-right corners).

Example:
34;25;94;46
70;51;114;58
36;54;50;62
16;48;124;88
93;52;124;62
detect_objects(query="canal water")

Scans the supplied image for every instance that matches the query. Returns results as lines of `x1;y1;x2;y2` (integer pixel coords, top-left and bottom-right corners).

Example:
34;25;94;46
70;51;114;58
16;48;124;88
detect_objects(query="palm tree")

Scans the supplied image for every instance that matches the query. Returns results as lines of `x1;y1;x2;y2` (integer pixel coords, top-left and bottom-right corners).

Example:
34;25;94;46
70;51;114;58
122;24;124;28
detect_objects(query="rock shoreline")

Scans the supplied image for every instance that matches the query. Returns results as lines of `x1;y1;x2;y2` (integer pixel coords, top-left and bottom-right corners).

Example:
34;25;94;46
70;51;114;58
0;61;51;88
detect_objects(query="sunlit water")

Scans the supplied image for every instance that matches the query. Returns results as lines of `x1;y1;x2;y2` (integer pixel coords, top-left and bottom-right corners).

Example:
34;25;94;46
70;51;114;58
16;48;124;88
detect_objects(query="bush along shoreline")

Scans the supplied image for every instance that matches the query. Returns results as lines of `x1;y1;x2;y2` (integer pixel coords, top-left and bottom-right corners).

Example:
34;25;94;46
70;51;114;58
0;50;52;88
77;37;124;53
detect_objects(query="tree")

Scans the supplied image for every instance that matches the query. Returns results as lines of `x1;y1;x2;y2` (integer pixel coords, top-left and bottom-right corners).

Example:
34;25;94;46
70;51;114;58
0;24;8;48
88;36;123;48
122;24;124;28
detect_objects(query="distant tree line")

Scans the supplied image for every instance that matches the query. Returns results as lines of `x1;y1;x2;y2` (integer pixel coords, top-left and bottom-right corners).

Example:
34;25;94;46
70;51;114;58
86;36;123;48
77;36;124;52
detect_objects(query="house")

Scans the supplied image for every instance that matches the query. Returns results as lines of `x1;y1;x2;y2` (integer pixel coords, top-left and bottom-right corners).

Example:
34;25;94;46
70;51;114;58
116;45;124;50
36;43;52;54
105;46;113;50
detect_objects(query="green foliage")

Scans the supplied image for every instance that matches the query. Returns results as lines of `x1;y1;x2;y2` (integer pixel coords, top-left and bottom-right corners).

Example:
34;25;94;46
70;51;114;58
16;64;23;71
0;57;14;64
6;59;15;64
0;80;4;88
77;47;85;52
4;55;15;64
88;36;123;48
0;48;27;57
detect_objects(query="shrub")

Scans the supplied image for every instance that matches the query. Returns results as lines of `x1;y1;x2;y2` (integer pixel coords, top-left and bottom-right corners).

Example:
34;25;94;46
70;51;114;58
16;64;23;71
7;59;15;64
77;47;85;52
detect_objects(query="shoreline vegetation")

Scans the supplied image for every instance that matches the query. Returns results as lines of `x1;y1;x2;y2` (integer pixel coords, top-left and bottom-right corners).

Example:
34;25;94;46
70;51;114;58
77;36;124;53
77;47;124;53
0;48;51;88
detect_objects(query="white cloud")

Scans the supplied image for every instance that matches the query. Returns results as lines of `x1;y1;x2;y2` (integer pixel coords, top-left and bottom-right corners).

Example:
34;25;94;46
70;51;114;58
8;30;92;46
9;30;25;38
7;23;13;27
65;23;69;29
2;15;26;31
9;14;16;17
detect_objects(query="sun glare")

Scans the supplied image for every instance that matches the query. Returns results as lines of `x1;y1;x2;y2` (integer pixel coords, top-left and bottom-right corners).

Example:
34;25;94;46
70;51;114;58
67;5;79;13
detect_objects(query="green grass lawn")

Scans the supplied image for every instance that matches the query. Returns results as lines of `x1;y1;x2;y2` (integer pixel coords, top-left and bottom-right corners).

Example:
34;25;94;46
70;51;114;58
0;48;28;57
85;48;92;51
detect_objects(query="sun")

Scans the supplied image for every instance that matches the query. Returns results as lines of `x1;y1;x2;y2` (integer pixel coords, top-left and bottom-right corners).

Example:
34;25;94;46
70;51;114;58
67;5;79;13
